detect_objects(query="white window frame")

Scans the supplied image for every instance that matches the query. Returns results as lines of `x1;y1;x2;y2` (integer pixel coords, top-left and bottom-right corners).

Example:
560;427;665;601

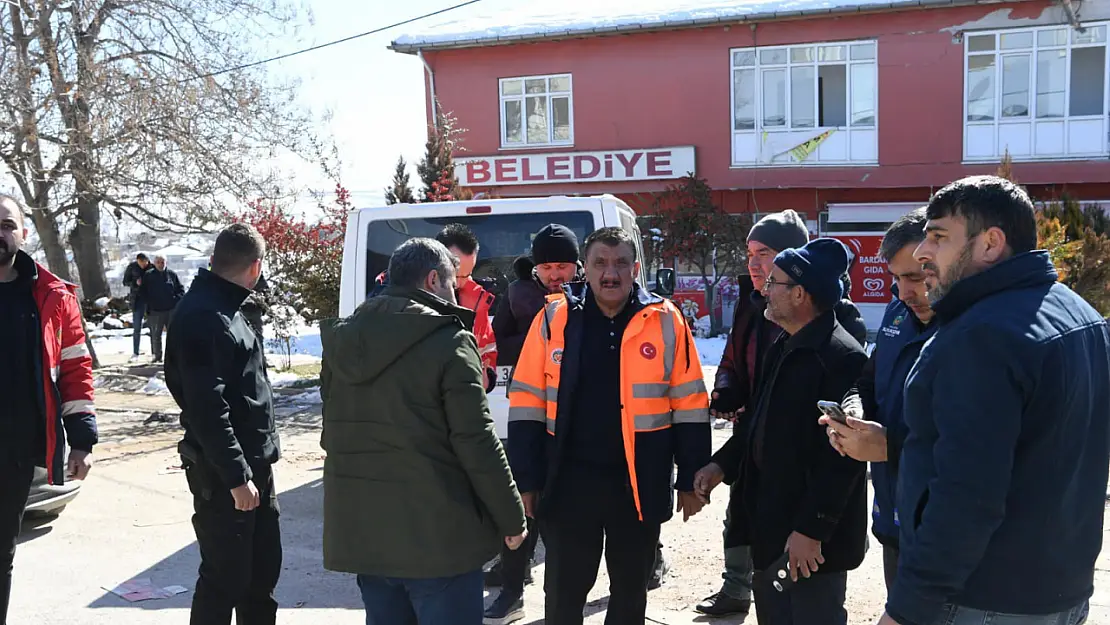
498;74;574;149
962;22;1110;161
729;39;879;167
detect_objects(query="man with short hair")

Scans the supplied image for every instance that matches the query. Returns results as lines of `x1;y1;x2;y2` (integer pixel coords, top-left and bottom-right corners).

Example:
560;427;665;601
141;255;185;363
0;194;96;625
820;208;934;591
321;237;527;625
165;223;281;625
879;176;1109;625
696;238;868;625
122;252;151;362
436;223;498;391
509;227;711;625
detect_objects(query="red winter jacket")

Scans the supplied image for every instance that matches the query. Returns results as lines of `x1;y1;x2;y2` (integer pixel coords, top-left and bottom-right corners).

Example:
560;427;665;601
456;278;497;373
19;251;98;484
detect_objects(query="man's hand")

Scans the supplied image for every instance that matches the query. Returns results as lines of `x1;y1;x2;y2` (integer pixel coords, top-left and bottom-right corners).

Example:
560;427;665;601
709;388;741;421
231;480;261;511
676;491;704;522
505;528;529;551
785;531;824;581
819;415;888;462
66;450;93;480
693;462;725;505
876;612;901;625
521;492;538;519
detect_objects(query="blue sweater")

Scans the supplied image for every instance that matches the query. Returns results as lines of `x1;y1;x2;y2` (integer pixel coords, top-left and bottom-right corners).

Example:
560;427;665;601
888;251;1110;625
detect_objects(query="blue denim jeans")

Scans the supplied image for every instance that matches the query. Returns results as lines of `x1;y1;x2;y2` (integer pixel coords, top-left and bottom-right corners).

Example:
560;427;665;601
931;600;1089;625
356;570;483;625
131;299;146;356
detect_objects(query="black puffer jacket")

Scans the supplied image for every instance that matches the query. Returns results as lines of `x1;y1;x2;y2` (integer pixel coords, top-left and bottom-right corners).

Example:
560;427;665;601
493;258;577;368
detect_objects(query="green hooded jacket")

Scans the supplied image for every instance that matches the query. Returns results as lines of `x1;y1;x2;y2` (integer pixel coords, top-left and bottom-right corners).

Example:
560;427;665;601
319;286;525;579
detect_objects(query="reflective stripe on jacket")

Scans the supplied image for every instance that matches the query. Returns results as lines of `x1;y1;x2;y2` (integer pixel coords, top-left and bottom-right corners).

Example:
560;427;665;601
508;283;711;522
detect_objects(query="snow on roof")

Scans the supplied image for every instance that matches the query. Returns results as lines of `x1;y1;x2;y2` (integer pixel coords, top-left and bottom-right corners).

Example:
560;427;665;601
391;0;994;51
151;244;203;258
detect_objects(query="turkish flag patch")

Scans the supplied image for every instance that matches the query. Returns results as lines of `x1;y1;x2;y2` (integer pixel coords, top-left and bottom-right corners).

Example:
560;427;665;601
640;342;658;360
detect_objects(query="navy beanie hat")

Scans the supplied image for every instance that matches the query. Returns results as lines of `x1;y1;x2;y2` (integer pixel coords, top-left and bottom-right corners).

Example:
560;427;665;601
531;224;580;265
773;238;851;310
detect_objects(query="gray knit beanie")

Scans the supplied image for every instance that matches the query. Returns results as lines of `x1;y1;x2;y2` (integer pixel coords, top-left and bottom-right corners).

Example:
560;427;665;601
747;209;810;253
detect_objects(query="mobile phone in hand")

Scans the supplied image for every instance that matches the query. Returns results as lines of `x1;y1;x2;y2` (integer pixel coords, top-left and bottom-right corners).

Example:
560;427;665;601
817;400;848;424
769;551;795;592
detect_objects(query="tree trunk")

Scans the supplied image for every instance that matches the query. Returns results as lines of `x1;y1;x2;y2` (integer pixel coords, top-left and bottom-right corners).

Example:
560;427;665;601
68;197;110;300
705;281;720;337
28;207;73;282
79;312;101;369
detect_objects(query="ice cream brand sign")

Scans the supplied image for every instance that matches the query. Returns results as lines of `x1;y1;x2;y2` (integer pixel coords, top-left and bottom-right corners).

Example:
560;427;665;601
458;147;696;186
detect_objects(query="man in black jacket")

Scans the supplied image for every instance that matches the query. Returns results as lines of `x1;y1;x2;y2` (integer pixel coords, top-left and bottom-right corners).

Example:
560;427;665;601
165;224;281;625
141;255;185;363
880;176;1108;625
696;238;868;625
122;253;151;362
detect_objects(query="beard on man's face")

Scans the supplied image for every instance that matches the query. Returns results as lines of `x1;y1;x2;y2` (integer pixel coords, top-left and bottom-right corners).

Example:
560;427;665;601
925;242;974;306
0;241;14;267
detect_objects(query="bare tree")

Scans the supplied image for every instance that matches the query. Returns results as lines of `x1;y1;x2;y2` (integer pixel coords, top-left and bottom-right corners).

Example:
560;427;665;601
0;0;314;298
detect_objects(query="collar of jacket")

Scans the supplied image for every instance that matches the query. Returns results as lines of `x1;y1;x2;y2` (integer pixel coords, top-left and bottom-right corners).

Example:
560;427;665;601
193;268;254;308
11;250;39;287
931;250;1057;323
781;308;838;353
382;285;476;328
559;281;663;312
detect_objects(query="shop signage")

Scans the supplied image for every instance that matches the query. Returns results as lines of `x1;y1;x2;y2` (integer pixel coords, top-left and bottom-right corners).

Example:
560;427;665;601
457;146;696;186
834;235;890;305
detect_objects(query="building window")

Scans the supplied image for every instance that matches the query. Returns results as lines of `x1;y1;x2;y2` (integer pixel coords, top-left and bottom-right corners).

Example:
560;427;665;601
499;74;573;148
964;24;1109;161
731;41;878;166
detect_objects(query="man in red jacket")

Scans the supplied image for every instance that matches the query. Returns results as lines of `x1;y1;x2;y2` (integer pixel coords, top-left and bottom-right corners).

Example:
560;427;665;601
0;194;97;624
436;224;497;391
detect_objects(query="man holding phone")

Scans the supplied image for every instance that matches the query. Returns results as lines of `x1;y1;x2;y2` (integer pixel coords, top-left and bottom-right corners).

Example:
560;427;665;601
820;208;935;591
695;238;868;625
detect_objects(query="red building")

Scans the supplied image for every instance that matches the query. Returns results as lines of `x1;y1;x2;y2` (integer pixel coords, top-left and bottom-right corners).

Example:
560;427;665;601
392;0;1110;328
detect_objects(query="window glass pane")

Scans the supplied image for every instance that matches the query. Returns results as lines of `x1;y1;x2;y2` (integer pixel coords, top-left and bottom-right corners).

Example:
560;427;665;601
1001;54;1030;117
525;78;547;94
1036;49;1067;118
791;47;815;63
503;100;523;144
966;55;996;121
761;48;788;65
552;96;572;140
762;69;787;127
733;50;756;67
850;43;876;60
819;64;848;127
1073;25;1107;45
525;95;549;143
791;66;816;127
850;63;876;126
1000;32;1033;50
549;75;571;92
819;45;847;62
501;80;522;96
733;69;756;130
1070;46;1106;116
1038;28;1067;47
968;34;995;52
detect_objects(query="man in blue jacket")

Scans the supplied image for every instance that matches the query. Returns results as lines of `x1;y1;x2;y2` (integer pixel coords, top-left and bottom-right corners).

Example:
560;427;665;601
879;175;1109;625
820;207;935;591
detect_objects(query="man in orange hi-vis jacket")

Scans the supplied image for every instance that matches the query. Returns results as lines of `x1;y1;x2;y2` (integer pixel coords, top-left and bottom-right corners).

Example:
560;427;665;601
508;227;711;625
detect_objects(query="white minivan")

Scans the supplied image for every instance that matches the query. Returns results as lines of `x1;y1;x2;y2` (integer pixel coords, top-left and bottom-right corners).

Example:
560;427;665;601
338;194;673;439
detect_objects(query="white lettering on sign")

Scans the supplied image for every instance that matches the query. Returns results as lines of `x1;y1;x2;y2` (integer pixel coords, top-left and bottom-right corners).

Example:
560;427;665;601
457;147;696;186
863;266;885;275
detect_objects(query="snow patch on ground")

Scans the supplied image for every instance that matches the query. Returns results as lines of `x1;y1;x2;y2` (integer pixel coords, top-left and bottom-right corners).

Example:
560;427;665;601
695;336;727;368
394;0;929;47
142;376;171;396
285;389;322;405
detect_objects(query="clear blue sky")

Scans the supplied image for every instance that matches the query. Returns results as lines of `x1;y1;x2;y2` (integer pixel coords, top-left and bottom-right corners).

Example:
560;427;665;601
277;1;503;209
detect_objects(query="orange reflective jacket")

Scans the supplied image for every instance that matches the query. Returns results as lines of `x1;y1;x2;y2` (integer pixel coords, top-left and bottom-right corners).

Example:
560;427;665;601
508;284;711;521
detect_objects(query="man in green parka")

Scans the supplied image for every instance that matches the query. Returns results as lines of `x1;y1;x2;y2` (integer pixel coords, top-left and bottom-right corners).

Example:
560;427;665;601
320;237;527;625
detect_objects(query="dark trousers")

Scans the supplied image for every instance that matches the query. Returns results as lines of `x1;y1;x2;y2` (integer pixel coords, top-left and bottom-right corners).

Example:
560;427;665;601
131;299;146;356
147;310;171;361
753;569;848;625
184;460;282;625
0;462;34;625
883;544;899;592
499;515;538;595
357;569;483;625
541;473;661;625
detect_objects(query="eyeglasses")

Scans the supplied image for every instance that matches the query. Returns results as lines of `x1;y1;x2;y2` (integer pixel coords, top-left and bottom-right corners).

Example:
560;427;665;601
763;276;799;289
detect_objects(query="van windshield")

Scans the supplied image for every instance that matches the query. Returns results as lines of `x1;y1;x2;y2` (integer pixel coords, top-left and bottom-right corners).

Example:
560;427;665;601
366;211;595;304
